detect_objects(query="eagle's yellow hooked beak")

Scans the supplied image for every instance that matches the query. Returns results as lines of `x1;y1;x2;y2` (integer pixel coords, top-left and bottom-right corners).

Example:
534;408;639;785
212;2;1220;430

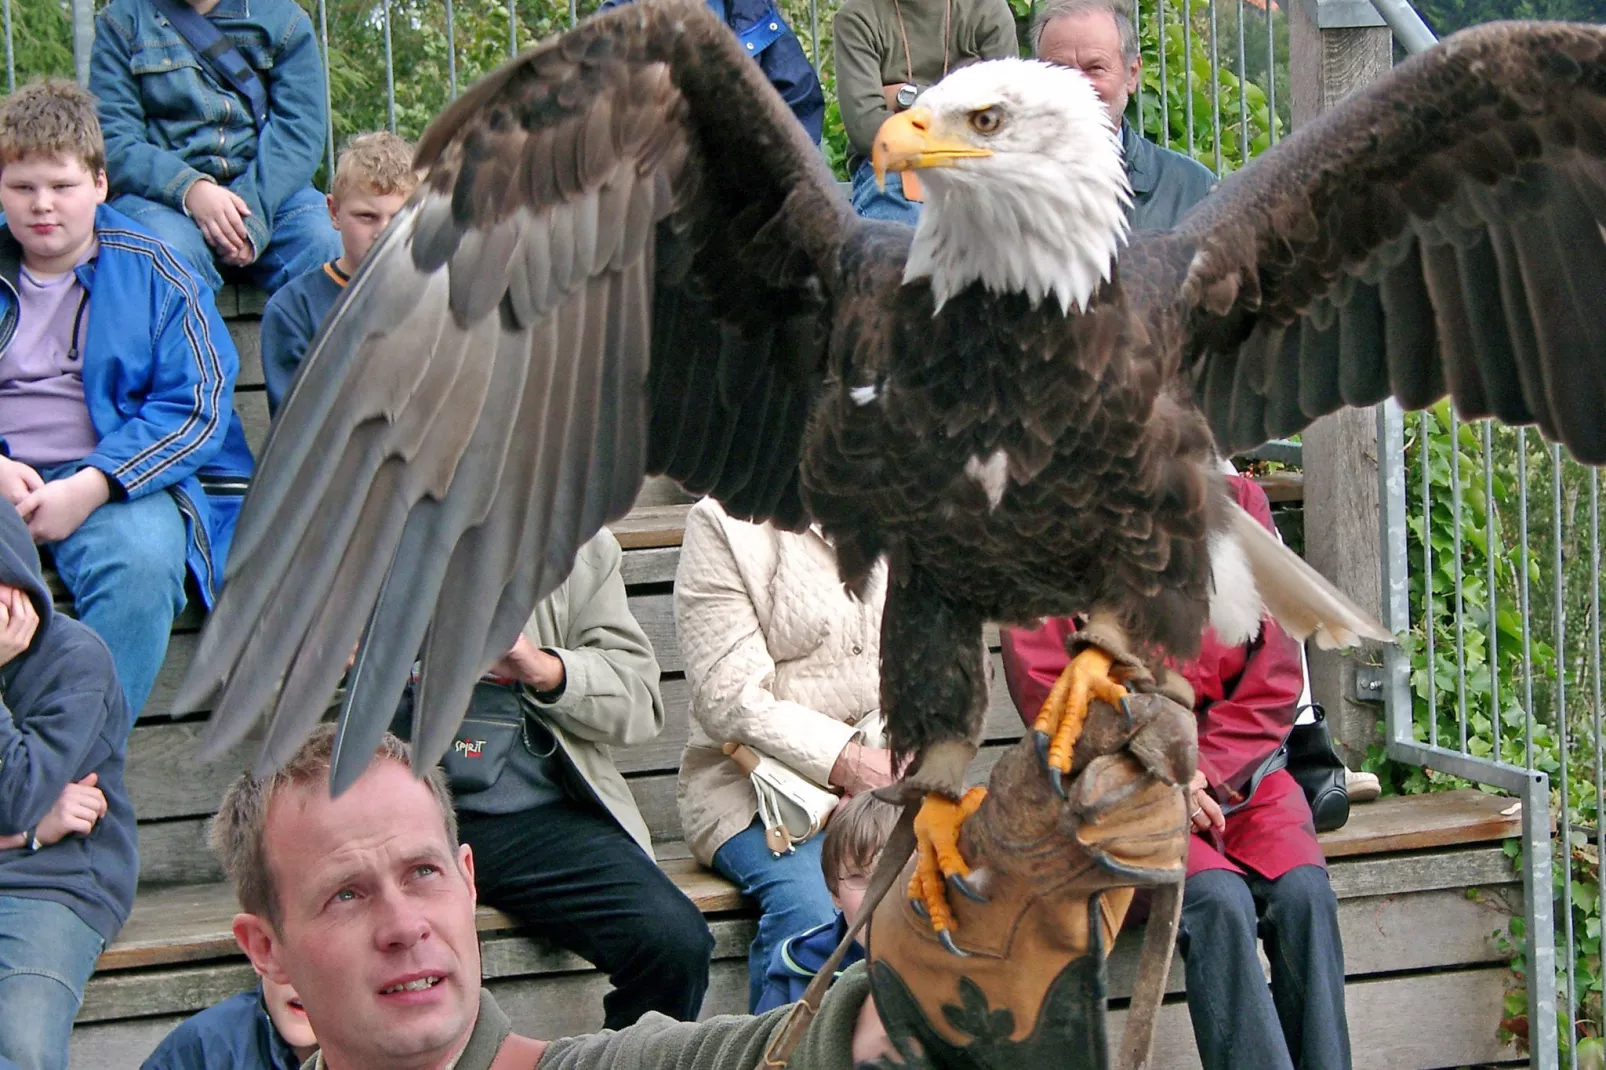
871;107;993;190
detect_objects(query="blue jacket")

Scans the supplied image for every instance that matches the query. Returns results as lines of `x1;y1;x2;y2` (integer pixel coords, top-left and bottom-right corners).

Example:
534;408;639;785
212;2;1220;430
90;0;330;257
0;499;137;944
260;260;345;417
1121;122;1217;233
755;912;863;1013
0;204;255;603
602;0;825;144
141;985;305;1070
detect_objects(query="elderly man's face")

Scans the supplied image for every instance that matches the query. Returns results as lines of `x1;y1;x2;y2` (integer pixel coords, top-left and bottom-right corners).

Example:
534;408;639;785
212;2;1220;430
234;760;481;1070
1038;9;1141;126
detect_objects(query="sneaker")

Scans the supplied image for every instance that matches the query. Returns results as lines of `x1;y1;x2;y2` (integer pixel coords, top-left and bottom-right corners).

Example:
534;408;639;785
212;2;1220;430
1345;769;1381;803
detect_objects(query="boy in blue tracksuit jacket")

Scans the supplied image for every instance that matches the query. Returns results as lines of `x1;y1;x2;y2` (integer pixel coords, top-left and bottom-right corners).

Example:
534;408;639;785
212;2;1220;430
601;0;826;145
0;79;254;715
0;497;137;1070
755;791;901;1013
90;0;341;294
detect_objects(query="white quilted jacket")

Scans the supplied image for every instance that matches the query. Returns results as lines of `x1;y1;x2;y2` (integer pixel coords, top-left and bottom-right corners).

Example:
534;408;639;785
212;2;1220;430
675;498;886;864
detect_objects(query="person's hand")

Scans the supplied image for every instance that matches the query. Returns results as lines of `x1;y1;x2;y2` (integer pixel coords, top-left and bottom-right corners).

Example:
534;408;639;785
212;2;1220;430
34;773;107;846
489;634;566;693
0;456;42;506
0;586;38;667
184;179;255;265
1188;769;1226;835
830;741;898;797
17;468;110;544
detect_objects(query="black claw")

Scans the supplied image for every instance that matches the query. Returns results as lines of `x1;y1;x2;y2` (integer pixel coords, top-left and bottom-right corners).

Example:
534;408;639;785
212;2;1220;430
938;929;971;957
910;897;929;921
1118;694;1136;730
1034;730;1051;769
949;872;988;904
1049;765;1067;799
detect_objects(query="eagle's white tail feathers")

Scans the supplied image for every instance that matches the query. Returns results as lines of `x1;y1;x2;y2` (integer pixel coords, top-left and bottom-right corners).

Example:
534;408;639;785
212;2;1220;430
1225;502;1395;651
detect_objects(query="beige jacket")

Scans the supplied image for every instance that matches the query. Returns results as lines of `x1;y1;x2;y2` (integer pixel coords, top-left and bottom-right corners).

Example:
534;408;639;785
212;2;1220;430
520;529;664;857
675;498;886;864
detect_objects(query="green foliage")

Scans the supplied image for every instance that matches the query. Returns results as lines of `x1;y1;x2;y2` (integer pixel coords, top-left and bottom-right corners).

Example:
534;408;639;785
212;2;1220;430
1128;0;1284;174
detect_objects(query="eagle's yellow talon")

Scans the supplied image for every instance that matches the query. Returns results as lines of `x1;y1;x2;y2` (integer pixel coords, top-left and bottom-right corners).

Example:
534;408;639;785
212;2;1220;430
909;787;988;950
1033;648;1129;786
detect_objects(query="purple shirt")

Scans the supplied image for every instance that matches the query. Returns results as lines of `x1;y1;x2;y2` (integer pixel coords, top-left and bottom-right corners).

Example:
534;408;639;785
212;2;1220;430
0;247;100;467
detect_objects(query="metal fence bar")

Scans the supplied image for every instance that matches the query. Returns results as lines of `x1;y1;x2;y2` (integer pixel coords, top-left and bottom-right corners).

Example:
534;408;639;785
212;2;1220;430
1183;0;1195;156
318;0;335;184
446;0;459;100
1593;470;1604;1027
1207;0;1221;174
510;0;519;58
1483;421;1498;747
1264;0;1275;143
1132;0;1144;141
1519;429;1535;772
71;0;92;87
1157;0;1168;142
4;0;14;95
1421;411;1437;749
383;0;396;134
1451;412;1468;753
1367;0;1439;53
1552;443;1578;1070
1235;0;1247;159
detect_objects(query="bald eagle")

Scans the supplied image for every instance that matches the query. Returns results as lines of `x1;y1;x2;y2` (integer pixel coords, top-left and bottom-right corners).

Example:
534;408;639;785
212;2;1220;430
178;0;1606;945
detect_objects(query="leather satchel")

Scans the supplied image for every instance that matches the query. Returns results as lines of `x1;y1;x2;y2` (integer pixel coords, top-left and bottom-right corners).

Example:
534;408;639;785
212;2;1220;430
1284;703;1351;833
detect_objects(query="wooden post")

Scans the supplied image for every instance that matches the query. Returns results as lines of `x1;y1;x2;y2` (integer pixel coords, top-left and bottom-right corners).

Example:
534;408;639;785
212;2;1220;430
1289;0;1392;766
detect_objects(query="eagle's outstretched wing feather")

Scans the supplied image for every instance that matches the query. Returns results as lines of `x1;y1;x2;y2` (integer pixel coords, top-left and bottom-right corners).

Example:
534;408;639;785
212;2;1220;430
176;0;853;788
1152;22;1606;462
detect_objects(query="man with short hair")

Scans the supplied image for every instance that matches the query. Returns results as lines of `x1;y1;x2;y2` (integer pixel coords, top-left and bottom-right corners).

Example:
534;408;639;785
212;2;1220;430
218;723;888;1070
1030;0;1216;231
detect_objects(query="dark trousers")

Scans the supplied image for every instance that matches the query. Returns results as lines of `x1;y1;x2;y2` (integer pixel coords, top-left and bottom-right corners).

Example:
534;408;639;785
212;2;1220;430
1177;865;1351;1070
457;799;715;1030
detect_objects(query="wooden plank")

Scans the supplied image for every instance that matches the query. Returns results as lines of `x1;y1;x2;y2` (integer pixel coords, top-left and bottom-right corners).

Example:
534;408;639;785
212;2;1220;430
228;317;263;389
1325;845;1515;899
619;545;681;587
1317;790;1521;857
1103;882;1518;999
136;818;224;886
69;1015;188;1070
612;504;692;549
1251;469;1304;503
1106;967;1518;1069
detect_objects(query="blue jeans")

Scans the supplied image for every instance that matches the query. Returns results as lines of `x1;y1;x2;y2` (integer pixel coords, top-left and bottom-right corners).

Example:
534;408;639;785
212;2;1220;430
0;896;105;1070
711;817;837;1011
110;185;341;295
850;158;923;226
39;463;188;715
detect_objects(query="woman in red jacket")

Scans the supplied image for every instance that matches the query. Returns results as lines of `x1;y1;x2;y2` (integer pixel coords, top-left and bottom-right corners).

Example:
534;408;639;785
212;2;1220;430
1000;474;1351;1070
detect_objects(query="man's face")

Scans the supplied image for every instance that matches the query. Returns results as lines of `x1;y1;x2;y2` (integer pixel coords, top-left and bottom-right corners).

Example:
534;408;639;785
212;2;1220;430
235;761;481;1070
0;152;106;274
329;188;410;269
1037;10;1141;127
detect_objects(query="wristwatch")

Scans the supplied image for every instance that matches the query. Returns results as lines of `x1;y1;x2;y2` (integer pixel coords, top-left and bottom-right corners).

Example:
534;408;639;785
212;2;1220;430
895;83;919;110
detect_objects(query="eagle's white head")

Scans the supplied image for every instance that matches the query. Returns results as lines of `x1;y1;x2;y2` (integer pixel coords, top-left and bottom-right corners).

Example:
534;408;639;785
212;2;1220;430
873;58;1132;316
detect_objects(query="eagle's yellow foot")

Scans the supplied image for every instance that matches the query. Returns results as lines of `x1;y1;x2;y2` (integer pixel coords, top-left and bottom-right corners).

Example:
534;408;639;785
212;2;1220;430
1033;647;1131;798
907;786;989;955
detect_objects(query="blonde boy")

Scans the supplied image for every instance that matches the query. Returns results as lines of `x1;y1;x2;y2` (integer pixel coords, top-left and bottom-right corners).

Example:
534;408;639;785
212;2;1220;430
755;791;902;1013
260;132;417;415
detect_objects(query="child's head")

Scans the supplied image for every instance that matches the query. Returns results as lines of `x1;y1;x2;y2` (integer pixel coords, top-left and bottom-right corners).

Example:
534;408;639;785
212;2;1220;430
327;132;418;269
821;791;902;927
260;971;318;1058
0;80;107;273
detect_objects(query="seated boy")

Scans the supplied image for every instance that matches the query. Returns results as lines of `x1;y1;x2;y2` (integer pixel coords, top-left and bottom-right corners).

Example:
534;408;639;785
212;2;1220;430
0;499;136;1070
261;132;416;417
755;789;901;1013
89;0;342;294
140;969;316;1069
0;79;255;715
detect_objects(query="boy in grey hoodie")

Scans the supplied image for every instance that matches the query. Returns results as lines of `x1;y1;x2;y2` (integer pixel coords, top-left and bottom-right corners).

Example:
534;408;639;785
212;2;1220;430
0;499;136;1070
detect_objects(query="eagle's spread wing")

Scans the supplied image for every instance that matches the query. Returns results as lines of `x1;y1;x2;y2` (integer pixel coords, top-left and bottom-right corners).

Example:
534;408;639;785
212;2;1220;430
177;0;852;786
1162;22;1606;462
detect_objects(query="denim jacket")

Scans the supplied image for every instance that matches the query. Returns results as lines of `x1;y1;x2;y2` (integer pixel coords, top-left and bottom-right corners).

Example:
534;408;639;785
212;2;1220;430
602;0;825;143
0;205;255;604
90;0;330;257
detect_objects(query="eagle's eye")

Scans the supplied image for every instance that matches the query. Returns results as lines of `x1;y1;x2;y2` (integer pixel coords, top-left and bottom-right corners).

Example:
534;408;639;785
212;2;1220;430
968;106;1004;135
